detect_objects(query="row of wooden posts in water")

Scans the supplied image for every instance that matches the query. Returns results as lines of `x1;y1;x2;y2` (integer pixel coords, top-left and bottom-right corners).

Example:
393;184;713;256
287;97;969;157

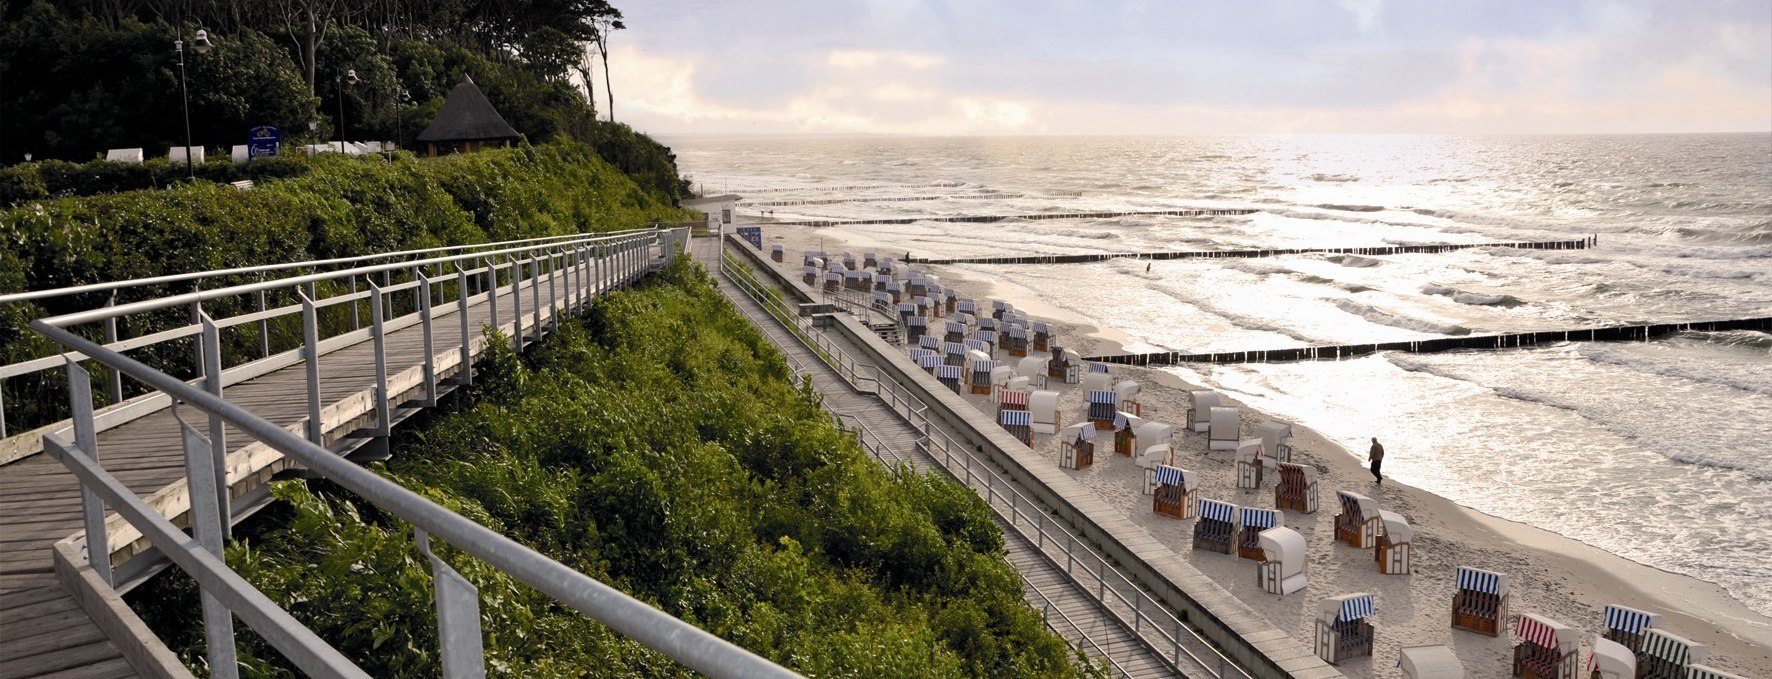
771;207;1259;227
1086;316;1772;366
907;236;1597;265
743;193;1026;207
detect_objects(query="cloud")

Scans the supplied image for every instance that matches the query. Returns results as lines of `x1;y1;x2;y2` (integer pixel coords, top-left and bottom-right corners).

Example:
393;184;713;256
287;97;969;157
1338;0;1385;33
608;1;1772;135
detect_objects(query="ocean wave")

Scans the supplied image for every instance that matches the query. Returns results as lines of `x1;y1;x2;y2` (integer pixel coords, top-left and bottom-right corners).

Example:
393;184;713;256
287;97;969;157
1136;278;1320;344
928;179;966;187
1305;173;1361;183
1296;274;1372;293
1420;283;1525;307
1331;299;1471;335
1325;254;1382;268
1578;343;1772;396
1315;203;1386;212
1388;353;1772;480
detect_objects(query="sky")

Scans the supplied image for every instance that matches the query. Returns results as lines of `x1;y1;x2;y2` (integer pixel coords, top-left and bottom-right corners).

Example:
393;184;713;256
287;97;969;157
596;0;1772;136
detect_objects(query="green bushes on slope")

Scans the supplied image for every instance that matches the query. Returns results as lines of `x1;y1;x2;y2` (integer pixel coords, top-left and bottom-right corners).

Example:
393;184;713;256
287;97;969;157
0;141;686;434
130;258;1095;678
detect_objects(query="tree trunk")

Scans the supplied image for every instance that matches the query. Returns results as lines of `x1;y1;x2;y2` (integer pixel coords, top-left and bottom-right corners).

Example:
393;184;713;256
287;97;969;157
599;38;614;122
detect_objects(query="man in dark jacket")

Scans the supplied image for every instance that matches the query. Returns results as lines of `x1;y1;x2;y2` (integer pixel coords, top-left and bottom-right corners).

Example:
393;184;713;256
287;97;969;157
1368;438;1385;484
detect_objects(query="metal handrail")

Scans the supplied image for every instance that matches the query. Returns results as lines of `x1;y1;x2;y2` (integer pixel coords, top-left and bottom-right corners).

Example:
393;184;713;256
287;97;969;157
1;231;656;442
716;244;1248;679
0;230;649;304
30;228;801;678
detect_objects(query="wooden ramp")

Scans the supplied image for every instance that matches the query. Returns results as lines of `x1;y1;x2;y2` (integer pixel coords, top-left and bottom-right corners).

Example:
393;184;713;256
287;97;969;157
691;236;1181;678
0;260;631;679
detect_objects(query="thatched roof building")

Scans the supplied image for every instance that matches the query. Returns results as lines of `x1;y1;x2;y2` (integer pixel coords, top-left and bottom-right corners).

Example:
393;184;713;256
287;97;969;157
415;75;520;156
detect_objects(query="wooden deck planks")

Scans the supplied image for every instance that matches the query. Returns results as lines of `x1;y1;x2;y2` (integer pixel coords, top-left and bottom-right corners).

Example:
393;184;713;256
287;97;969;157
0;270;590;679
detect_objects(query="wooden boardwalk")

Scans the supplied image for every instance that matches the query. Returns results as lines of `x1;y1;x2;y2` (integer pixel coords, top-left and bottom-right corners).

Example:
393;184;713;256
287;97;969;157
0;261;625;679
691;237;1180;678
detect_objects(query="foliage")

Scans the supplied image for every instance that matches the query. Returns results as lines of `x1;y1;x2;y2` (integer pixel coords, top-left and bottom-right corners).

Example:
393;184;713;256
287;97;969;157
0;5;318;164
129;259;1095;678
0;1;689;207
0;141;687;433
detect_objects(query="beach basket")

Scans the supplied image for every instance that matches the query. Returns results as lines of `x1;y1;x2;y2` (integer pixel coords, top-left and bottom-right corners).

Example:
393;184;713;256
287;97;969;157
1276;462;1319;513
1587;638;1636;679
1601;603;1663;653
1059;423;1095;470
1238;508;1280;560
1375;510;1413;575
1190;390;1222;432
1030;391;1060;434
1314;593;1374;664
1032;321;1050;352
999;409;1033;446
1151;465;1196;518
935;365;964;394
1399;645;1463;679
1513;613;1580;679
1112;411;1144;456
1335;491;1382;548
1257;527;1308;596
1087;390;1118;429
1638;629;1707;679
1257;421;1294;462
1452;567;1509;637
1193;499;1238;555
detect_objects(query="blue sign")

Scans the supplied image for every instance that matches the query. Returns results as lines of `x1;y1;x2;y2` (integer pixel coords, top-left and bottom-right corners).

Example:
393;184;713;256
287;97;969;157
736;225;762;249
247;126;281;159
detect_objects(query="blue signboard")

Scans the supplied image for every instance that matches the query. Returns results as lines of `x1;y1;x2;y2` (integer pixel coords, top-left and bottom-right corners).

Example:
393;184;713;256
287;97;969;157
737;225;763;249
247;126;281;159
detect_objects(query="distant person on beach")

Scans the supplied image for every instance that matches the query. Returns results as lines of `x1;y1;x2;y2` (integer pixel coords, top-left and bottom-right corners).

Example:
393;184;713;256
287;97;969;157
1368;438;1385;483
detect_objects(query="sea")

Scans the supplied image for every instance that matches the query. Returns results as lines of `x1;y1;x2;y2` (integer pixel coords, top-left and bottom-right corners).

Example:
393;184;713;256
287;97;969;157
671;134;1772;618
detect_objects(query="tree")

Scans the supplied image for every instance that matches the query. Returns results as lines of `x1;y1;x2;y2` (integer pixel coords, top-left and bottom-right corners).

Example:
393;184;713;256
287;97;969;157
269;0;350;95
589;12;622;121
520;26;579;84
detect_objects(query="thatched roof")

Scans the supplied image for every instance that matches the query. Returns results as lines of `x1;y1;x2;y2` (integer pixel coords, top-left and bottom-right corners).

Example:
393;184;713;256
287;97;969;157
416;75;520;143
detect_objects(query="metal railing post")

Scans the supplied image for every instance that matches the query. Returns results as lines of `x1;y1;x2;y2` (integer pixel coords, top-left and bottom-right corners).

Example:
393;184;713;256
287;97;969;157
455;265;473;387
368;283;390;437
508;256;524;346
485;257;499;333
64;360;111;585
530;255;542;335
547;250;558;327
416;528;487;678
298;291;324;446
596;245;604;297
348;274;361;330
417;273;437;406
256;287;271;359
178;418;240;679
382;269;394;321
104;291;123;405
199;312;231;539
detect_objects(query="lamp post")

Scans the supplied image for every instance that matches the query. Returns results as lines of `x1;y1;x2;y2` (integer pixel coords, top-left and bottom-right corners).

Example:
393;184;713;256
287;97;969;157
335;68;358;154
174;26;212;180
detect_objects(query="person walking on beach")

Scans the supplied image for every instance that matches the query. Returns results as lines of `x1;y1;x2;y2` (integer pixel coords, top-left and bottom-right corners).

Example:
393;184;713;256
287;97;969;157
1368;437;1385;484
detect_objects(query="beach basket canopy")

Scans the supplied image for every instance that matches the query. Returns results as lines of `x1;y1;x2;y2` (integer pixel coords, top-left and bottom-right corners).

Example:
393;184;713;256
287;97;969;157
1259;527;1306;574
1398;645;1463;679
1318;593;1374;624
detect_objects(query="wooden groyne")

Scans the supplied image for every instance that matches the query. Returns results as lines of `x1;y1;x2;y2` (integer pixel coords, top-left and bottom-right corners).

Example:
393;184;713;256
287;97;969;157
1084;317;1772;366
773;208;1258;227
908;237;1594;265
745;193;1027;207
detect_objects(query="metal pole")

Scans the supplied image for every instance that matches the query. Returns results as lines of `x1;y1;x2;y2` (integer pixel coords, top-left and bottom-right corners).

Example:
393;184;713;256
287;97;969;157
416;273;437;406
369;283;390;437
299;291;323;445
103;292;123;405
455;264;473;387
179;418;240;679
508;256;523;346
176;25;196;181
64;360;111;585
199;312;231;539
416;528;487;678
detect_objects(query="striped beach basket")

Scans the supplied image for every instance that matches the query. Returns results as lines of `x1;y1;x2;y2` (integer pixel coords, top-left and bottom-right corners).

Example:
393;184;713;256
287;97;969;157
1314;593;1374;664
1059;423;1095;470
1151;465;1196;519
1602;603;1663;652
935;365;964;394
970;361;997;395
1087;390;1118;429
917;354;943;374
1275;462;1318;513
1193;499;1238;554
1335;490;1382;548
1638;629;1708;679
998;389;1030;413
1514;613;1580;679
1238;508;1279;560
1452;566;1509;637
999;409;1033;446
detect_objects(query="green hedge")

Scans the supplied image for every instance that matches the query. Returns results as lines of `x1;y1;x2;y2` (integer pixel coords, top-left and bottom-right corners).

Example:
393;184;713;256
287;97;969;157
130;259;1097;678
0;141;687;433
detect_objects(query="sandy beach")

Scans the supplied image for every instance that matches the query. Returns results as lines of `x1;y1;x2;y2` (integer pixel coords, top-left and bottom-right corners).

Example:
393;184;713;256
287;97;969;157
744;221;1772;679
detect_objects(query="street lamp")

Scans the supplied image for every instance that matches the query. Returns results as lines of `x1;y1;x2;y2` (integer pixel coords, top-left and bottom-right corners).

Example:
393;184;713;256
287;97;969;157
174;26;213;179
336;68;358;154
